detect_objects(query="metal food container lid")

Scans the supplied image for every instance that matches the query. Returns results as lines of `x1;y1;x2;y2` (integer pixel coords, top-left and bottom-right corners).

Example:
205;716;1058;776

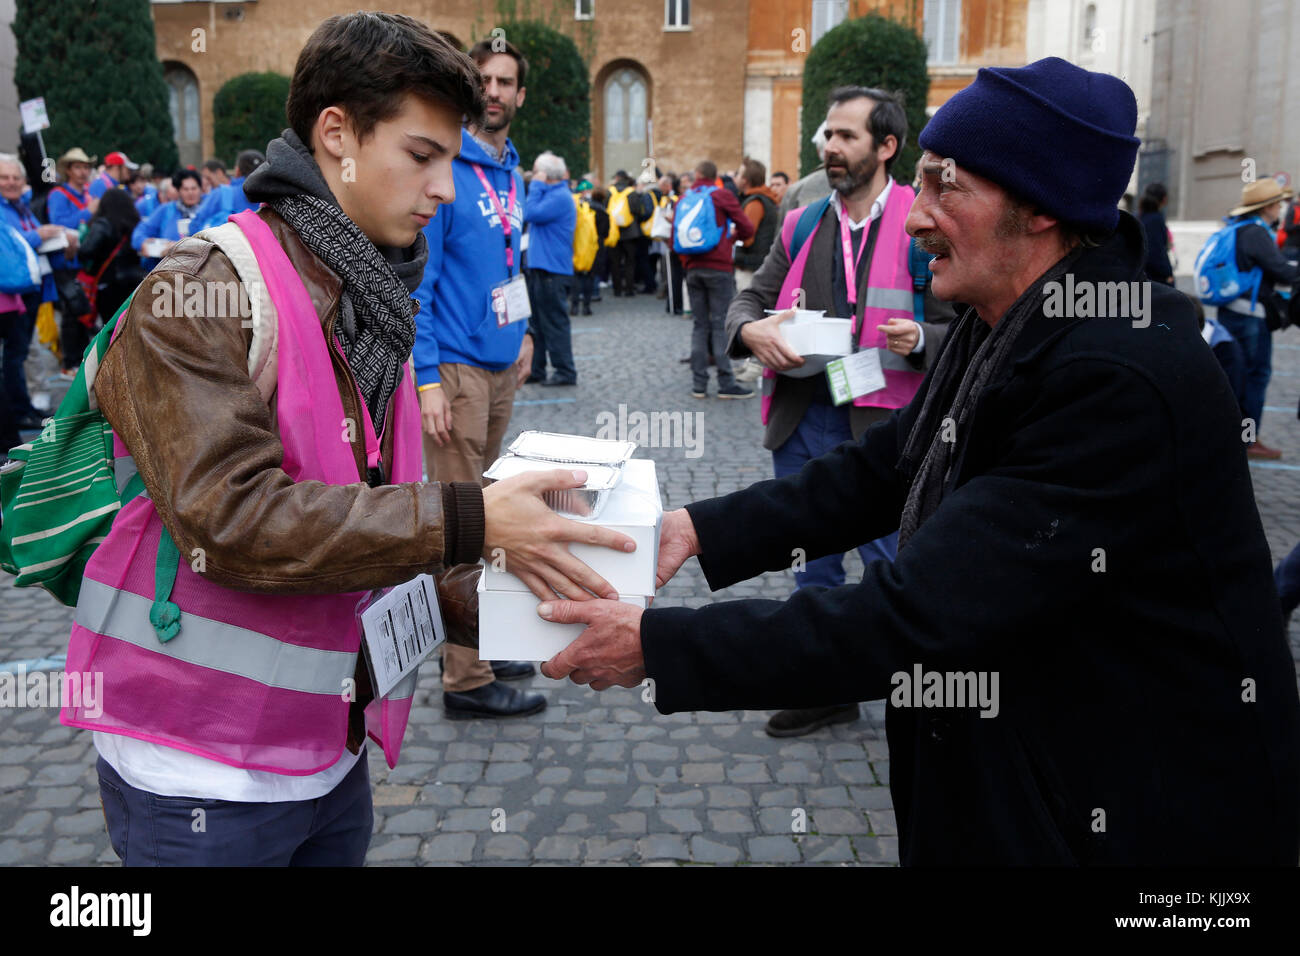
507;430;637;466
482;455;623;490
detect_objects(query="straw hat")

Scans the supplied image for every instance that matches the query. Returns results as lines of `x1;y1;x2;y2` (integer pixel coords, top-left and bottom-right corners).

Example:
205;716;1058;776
1229;178;1293;217
56;147;97;174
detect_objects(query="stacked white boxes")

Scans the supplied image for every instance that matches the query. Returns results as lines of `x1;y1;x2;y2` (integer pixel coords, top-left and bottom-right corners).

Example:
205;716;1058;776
477;432;663;662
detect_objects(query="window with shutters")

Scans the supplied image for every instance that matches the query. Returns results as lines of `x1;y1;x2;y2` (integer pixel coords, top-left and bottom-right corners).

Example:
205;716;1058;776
811;0;849;46
924;0;961;66
665;0;690;31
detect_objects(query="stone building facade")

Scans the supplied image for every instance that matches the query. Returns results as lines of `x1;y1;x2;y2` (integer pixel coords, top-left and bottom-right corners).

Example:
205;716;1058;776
148;0;1029;185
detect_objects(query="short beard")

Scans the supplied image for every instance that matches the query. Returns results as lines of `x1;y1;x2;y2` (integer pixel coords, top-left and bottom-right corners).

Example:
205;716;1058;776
826;152;879;196
482;103;515;134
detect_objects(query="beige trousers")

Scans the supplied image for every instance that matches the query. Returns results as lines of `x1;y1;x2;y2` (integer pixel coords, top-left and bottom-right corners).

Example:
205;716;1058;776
423;362;518;692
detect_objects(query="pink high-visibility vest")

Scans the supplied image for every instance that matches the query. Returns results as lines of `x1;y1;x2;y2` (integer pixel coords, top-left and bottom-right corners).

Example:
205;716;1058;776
61;210;424;774
760;184;921;425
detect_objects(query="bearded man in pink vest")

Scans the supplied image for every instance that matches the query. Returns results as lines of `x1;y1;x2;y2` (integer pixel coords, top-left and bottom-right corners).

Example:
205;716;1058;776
724;86;954;738
64;13;636;867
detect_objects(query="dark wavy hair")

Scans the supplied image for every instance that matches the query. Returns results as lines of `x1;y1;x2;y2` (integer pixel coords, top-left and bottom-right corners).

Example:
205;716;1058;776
96;187;140;233
287;12;485;148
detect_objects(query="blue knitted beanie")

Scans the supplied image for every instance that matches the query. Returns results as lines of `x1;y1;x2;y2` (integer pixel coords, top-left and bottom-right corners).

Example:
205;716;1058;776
918;57;1140;233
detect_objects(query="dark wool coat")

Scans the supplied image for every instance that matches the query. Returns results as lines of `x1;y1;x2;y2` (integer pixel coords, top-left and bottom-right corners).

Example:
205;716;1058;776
640;214;1300;865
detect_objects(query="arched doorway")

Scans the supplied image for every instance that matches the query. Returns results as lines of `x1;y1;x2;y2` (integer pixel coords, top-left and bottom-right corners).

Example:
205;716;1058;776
601;63;649;183
164;63;202;168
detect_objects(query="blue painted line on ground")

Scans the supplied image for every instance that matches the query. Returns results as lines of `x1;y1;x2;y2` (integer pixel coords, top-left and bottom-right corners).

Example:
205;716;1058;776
0;652;67;674
1249;461;1300;472
513;398;578;406
1276;344;1300;350
1264;406;1293;413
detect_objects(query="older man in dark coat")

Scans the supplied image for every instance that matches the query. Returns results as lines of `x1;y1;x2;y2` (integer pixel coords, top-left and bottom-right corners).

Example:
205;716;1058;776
537;58;1300;865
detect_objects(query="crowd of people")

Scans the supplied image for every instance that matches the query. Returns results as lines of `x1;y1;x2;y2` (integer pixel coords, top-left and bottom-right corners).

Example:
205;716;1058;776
0;11;1297;867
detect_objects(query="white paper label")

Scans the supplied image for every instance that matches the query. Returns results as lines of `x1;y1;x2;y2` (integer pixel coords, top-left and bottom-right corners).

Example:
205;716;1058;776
826;349;886;405
492;273;532;327
359;574;446;698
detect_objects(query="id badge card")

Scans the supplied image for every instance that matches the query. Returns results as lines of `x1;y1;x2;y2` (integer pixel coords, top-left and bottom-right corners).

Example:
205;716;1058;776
492;273;532;328
826;349;886;406
357;573;446;698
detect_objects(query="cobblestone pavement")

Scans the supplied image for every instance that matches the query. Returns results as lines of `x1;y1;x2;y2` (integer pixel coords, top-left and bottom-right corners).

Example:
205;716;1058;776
3;291;1299;866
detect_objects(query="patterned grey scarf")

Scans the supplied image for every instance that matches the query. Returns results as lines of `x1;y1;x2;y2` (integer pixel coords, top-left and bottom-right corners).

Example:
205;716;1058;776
243;130;428;435
268;193;418;436
897;247;1084;550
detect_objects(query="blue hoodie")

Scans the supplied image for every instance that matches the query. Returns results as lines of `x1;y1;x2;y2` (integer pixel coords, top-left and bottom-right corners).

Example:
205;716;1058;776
523;179;576;276
413;129;526;385
192;176;256;232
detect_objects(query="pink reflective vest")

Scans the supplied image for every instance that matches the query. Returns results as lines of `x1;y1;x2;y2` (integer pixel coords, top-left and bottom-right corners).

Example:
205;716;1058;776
61;210;424;774
760;184;922;425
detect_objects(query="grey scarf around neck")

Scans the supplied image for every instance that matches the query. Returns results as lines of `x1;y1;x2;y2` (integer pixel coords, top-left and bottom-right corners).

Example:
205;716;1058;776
243;129;429;438
897;246;1085;550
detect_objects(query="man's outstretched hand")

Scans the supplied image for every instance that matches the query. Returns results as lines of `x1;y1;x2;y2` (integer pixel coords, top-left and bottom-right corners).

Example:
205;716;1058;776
538;599;646;691
483;468;637;602
656;507;702;589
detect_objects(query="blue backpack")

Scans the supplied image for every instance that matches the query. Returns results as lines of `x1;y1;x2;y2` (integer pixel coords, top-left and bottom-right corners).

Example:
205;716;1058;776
673;186;724;255
0;224;41;295
1195;217;1267;309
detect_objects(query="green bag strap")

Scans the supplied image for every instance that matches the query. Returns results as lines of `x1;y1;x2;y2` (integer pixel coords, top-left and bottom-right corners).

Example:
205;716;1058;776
148;529;182;644
96;289;183;644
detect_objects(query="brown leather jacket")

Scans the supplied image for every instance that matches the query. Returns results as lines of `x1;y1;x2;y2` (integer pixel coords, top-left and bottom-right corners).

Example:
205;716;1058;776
95;208;482;748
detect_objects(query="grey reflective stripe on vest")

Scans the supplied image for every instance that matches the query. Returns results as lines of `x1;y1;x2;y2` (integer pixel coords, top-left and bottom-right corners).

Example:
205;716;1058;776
863;287;915;313
75;578;356;696
113;455;148;500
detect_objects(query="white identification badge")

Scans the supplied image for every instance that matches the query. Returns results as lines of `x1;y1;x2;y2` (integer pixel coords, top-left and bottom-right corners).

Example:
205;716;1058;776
492;273;532;328
826;349;886;406
359;573;446;698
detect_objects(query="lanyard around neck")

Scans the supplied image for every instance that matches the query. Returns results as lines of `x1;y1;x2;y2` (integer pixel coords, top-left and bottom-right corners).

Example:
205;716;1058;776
471;163;517;273
839;206;872;307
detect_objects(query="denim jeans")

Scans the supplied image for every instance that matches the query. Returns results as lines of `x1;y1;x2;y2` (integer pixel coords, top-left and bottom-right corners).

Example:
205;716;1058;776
526;269;575;383
570;270;595;307
772;402;899;589
686;269;737;391
1216;307;1271;434
97;753;373;866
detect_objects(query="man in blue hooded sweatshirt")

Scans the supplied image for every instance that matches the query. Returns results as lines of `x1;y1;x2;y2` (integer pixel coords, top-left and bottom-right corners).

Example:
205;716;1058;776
413;36;543;719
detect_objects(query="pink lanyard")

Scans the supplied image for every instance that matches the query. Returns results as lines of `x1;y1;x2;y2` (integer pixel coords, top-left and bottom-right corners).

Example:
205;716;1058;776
839;205;871;311
471;164;517;273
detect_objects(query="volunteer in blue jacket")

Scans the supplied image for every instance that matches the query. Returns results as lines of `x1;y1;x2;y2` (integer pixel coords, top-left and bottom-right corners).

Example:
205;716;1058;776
413;36;543;719
90;151;138;200
191;149;264;232
47;148;98;376
523;150;577;385
132;169;204;270
0;154;64;424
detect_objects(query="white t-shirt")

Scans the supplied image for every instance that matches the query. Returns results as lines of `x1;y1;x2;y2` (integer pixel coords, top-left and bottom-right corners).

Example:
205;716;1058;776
94;731;362;802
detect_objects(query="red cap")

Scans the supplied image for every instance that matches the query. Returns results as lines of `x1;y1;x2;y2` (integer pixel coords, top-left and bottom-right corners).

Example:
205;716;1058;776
104;151;139;170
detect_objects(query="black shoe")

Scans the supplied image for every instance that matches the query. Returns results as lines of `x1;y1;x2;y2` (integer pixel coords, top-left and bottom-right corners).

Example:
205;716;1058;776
581;303;592;316
541;377;576;387
16;414;46;430
443;680;547;720
591;295;602;303
490;660;536;681
764;704;859;738
717;383;755;399
524;374;545;384
569;303;579;316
